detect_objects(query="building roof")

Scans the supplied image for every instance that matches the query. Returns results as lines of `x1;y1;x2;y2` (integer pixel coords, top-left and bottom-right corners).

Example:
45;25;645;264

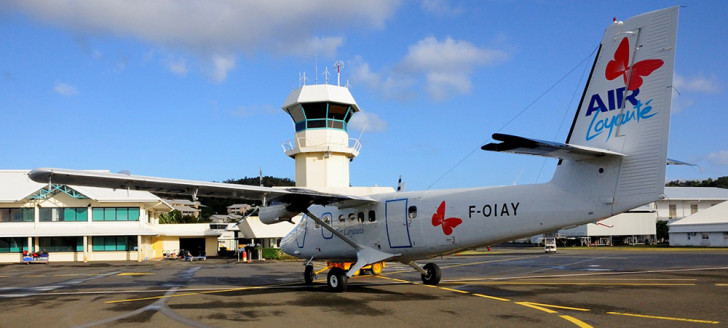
171;205;201;213
282;84;360;112
663;187;728;201
0;170;169;207
668;201;728;227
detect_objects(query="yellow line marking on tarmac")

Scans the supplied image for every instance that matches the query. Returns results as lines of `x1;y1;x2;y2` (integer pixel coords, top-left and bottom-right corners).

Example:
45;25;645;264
715;283;728;286
607;312;720;324
117;273;154;276
560;315;594;328
515;301;558;314
521;302;590;312
438;287;468;294
472;293;510;302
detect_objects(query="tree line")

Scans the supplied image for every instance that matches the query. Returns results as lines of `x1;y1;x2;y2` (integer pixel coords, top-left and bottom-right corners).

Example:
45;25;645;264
666;176;728;188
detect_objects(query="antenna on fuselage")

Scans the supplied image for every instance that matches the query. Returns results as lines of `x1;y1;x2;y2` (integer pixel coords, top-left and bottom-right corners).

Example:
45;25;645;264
397;175;406;192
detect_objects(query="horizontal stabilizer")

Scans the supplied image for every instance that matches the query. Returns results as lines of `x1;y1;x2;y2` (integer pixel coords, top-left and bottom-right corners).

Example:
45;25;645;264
481;133;624;161
667;158;697;167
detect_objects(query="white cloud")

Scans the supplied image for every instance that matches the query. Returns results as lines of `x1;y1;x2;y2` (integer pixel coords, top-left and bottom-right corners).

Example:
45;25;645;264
207;54;237;83
54;82;78;96
165;56;188;76
421;0;463;16
349;111;388;133
278;36;345;58
707;150;728;166
7;1;401;82
400;36;508;100
674;74;721;94
350;58;415;100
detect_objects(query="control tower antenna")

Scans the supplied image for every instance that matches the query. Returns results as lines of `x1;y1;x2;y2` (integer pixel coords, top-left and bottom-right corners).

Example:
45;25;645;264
334;60;345;86
299;72;307;87
315;54;318;85
323;67;330;85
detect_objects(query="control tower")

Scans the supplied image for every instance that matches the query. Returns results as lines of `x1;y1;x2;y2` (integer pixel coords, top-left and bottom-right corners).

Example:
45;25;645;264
281;84;361;188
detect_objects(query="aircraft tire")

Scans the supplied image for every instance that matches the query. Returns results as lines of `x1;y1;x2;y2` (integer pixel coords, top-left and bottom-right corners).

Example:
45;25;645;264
421;263;441;285
327;267;348;292
370;262;383;275
304;265;315;284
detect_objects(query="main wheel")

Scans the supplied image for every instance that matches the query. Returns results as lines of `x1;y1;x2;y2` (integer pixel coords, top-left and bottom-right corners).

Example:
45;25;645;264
327;267;348;292
421;262;441;285
370;262;383;275
304;265;315;284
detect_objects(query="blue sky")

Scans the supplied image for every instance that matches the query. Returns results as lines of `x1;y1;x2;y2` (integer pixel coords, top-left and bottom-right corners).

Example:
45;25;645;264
1;1;726;191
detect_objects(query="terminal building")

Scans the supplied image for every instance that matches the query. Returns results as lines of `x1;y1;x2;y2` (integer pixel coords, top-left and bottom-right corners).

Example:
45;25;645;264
0;170;172;263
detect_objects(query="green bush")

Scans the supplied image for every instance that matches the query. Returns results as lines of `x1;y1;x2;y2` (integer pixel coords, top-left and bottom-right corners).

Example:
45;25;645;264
261;248;297;260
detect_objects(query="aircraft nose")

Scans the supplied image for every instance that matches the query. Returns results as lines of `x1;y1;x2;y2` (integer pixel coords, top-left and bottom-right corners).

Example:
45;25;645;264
280;232;295;256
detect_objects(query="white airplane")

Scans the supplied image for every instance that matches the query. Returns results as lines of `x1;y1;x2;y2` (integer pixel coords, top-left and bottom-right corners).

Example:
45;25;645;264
30;7;678;292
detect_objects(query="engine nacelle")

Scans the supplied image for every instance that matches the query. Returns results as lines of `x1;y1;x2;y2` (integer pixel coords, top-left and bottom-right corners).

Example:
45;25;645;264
259;204;299;224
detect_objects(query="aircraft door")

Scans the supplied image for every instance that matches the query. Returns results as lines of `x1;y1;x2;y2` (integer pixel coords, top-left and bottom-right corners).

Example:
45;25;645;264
385;199;414;248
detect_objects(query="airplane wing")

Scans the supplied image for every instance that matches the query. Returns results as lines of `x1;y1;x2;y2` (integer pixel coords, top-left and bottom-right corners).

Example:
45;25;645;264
28;168;376;208
481;133;625;161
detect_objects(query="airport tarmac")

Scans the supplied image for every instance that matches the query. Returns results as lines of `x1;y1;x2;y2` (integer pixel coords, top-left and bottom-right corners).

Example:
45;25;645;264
0;247;726;328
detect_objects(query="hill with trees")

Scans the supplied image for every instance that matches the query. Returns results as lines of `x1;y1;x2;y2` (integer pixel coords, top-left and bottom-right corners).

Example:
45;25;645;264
666;176;728;188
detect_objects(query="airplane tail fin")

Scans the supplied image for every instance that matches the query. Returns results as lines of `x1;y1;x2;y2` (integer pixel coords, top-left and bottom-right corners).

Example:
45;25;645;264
553;7;678;213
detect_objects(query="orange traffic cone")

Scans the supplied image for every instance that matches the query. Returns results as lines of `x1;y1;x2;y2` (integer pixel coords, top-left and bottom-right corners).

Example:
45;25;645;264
242;250;247;262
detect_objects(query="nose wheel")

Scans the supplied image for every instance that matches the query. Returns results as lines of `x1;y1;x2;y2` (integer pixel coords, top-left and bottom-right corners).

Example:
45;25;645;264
304;264;316;284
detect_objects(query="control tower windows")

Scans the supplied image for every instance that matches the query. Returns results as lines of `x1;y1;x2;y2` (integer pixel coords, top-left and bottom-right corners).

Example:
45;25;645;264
288;102;353;132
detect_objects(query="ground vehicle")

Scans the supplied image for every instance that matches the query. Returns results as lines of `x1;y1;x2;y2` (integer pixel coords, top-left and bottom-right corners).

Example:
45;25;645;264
544;238;557;254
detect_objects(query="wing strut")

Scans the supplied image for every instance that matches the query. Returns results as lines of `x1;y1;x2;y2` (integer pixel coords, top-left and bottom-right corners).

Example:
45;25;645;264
303;210;396;278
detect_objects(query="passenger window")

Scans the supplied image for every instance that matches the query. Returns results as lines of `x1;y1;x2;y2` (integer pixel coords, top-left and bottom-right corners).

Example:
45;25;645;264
368;210;376;222
349;213;356;221
357;212;365;223
338;214;346;222
408;206;417;219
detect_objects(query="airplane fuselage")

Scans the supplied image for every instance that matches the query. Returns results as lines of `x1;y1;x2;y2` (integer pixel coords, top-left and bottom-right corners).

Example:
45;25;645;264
280;180;619;263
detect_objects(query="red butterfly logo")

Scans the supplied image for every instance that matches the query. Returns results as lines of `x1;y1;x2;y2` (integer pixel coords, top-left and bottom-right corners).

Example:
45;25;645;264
605;37;663;91
432;201;462;236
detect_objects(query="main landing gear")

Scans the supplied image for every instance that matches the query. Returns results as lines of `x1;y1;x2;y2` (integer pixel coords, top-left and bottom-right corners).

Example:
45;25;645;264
420;263;441;285
303;260;441;292
407;261;442;286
